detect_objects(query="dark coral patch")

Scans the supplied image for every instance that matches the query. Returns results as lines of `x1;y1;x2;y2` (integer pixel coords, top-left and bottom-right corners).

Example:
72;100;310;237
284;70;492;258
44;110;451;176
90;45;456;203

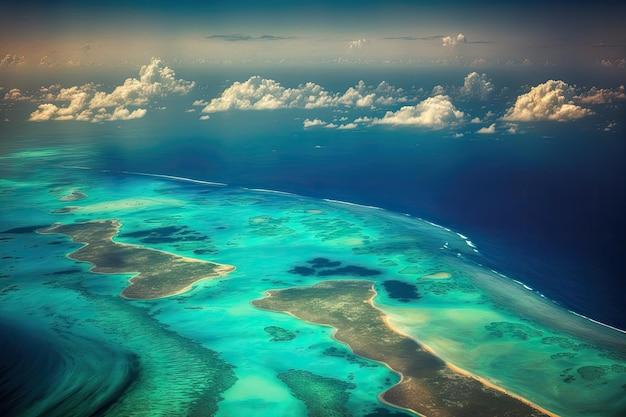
485;322;543;340
264;326;297;342
307;257;342;268
577;366;606;381
382;280;420;302
120;225;207;244
289;266;316;276
317;265;381;277
365;408;412;417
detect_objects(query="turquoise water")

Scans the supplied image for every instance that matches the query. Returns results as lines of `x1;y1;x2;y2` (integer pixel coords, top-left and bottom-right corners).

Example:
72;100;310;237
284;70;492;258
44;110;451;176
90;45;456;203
0;146;625;417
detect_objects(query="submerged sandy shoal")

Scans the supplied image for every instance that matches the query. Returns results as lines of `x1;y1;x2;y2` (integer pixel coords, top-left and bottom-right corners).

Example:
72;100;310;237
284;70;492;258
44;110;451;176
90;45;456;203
39;220;234;299
254;280;555;417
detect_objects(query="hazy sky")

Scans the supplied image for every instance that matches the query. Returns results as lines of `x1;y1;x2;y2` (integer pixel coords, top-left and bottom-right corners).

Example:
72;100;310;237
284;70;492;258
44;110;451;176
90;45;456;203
2;0;625;70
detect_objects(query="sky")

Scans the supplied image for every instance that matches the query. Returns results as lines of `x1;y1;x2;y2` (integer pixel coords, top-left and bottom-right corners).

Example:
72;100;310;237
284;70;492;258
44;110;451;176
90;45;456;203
1;0;625;131
1;0;625;70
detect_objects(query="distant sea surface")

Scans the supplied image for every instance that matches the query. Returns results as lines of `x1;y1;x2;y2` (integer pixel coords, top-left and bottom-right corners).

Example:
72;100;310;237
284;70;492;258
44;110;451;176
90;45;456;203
2;67;625;329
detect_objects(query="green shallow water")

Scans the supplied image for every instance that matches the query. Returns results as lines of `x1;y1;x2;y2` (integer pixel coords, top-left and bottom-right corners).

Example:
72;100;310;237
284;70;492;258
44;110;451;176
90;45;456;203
0;146;625;417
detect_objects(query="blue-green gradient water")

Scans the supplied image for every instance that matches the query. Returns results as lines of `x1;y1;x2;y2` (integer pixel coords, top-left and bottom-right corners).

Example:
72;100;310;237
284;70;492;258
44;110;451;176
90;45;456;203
0;145;624;417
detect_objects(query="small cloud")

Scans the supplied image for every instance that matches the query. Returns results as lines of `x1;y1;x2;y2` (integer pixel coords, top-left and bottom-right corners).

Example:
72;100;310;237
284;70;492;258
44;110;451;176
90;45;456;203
477;123;496;134
336;122;357;130
506;124;519;134
600;58;625;68
373;95;464;129
460;72;494;99
185;108;196;113
3;88;30;101
442;33;466;47
353;116;372;124
576;85;625;104
199;115;210;120
347;39;370;49
470;117;481;124
603;121;616;132
453;132;464;138
431;85;446;96
503;80;592;122
193;99;209;106
303;118;327;128
0;54;25;68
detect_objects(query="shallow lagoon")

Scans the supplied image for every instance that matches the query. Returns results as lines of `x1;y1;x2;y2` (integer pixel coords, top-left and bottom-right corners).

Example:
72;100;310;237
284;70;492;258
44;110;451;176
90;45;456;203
0;146;624;417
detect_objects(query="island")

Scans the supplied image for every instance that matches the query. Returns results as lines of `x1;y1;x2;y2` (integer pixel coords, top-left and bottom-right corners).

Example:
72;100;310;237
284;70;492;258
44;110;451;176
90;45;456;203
254;280;555;417
39;220;234;299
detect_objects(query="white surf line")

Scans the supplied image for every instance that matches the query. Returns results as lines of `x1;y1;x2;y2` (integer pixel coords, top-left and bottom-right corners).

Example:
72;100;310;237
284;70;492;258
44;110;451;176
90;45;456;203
323;198;383;210
568;311;626;334
120;171;228;187
247;188;297;196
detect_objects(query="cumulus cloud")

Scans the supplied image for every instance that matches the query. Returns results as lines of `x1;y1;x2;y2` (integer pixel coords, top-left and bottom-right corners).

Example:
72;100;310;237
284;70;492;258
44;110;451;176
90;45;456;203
29;58;193;122
3;88;30;101
431;85;446;96
460;72;494;99
0;54;25;68
372;95;464;128
442;33;466;47
506;124;519;134
303;118;327;128
477;123;496;134
201;77;407;113
503;80;592;122
348;39;369;49
600;58;626;68
576;85;625;104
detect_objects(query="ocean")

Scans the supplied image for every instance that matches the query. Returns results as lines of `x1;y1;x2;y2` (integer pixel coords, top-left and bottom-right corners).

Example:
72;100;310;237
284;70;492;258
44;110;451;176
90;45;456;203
3;66;623;330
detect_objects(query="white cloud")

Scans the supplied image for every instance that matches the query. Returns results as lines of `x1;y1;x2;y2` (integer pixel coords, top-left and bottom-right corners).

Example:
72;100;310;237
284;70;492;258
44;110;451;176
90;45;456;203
337;80;407;107
336;122;357;130
201;77;407;113
185;108;196;113
442;33;466;47
506;124;519;134
460;72;494;99
348;39;370;49
477;123;496;134
603;121;616;132
199;115;210;120
29;58;193;122
201;77;335;112
0;54;25;68
303;118;327;128
576;85;625;104
470;117;481;124
192;99;209;106
503;80;592;122
373;95;464;128
431;85;446;96
600;58;626;69
3;88;30;101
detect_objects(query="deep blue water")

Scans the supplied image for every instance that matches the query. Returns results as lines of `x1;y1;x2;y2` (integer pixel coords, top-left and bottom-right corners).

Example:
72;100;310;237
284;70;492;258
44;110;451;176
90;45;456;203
1;67;625;329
